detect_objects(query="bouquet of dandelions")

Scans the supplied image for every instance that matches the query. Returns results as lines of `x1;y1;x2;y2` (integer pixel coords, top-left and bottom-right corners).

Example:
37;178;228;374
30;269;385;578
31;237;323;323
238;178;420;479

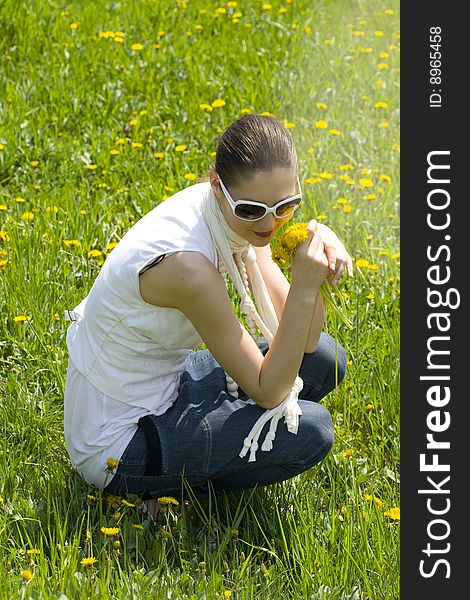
271;222;353;330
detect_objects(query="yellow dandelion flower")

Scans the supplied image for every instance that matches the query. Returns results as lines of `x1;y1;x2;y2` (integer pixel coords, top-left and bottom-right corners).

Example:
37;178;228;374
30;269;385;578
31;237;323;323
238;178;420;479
0;143;4;150
88;249;103;257
110;149;120;155
21;211;34;221
355;259;370;268
86;164;97;170
377;63;389;70
216;7;227;13
101;527;120;536
324;39;333;45
365;494;383;508
362;47;373;53
279;7;288;14
366;263;379;271
262;3;272;9
195;24;203;30
200;103;213;111
129;119;138;126
184;173;197;181
260;111;273;116
0;230;10;241
0;259;7;268
224;591;232;599
315;119;328;129
359;178;373;187
114;36;124;43
81;557;98;566
316;102;327;109
384;507;400;520
365;403;373;412
305;177;321;184
0;204;7;211
329;129;341;136
384;9;394;15
352;31;364;36
69;22;80;30
157;496;179;506
175;145;187;153
212;98;226;108
26;549;40;556
131;43;143;51
271;222;309;267
106;495;122;507
131;142;143;149
106;457;120;469
121;499;136;507
284;122;295;128
339;164;354;171
380;174;392;183
343;204;352;213
336;197;347;204
20;569;34;581
379;121;389;128
241;107;252;114
342;449;354;458
64;239;81;247
115;138;126;145
366;293;374;300
392;252;400;260
380;52;390;59
317;214;328;220
363;194;377;200
319;172;333;179
375;31;384;37
154;152;164;159
14;315;31;322
210;151;217;158
374;101;388;108
30;160;39;167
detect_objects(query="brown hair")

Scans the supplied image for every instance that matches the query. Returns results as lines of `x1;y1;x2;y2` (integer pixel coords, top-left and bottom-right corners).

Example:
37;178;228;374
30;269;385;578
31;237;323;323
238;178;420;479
214;114;298;186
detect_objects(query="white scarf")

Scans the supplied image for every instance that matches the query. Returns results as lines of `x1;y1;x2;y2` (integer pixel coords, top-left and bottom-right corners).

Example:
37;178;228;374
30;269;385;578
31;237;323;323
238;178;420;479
201;185;303;463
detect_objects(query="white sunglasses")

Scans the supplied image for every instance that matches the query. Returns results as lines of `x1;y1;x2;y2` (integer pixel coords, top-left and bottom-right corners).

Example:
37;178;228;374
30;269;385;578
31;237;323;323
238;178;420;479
217;175;302;222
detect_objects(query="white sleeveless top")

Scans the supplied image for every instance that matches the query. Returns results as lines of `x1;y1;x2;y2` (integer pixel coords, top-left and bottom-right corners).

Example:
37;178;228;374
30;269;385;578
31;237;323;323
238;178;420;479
64;182;218;488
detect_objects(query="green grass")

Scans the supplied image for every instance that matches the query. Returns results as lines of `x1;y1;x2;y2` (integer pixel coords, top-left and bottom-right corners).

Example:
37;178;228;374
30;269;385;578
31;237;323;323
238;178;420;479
0;0;400;597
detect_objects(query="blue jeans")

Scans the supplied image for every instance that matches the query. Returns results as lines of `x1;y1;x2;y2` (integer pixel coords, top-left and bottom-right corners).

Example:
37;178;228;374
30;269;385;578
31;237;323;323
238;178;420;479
104;333;347;501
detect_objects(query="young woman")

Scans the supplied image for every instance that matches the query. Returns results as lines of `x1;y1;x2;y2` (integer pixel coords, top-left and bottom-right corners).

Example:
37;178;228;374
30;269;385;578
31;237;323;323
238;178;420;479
63;114;352;514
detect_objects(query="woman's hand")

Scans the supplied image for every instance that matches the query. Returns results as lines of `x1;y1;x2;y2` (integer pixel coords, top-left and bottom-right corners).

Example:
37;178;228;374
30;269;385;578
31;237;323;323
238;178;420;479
311;222;353;286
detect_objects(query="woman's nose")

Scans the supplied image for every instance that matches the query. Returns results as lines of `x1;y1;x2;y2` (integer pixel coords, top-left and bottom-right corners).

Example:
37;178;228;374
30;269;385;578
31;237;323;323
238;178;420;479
258;213;276;230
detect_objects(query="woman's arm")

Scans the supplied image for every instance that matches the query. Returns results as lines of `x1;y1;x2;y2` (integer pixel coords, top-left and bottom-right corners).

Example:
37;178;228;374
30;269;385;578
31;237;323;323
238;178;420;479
253;244;325;353
139;243;329;410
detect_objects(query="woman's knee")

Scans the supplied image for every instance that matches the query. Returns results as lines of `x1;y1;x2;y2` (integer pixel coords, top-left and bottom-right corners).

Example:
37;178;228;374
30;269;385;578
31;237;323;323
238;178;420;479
297;403;334;466
300;333;347;401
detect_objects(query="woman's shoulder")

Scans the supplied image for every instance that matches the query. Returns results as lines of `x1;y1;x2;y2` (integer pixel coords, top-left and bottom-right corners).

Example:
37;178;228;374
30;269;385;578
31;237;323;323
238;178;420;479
139;250;222;309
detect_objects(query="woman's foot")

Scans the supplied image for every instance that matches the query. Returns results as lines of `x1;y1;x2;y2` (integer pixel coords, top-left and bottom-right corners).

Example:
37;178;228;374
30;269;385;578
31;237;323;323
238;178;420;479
137;498;162;523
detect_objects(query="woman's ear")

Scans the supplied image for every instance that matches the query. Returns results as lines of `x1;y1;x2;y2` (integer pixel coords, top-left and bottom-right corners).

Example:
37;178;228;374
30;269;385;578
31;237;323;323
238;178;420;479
209;168;221;199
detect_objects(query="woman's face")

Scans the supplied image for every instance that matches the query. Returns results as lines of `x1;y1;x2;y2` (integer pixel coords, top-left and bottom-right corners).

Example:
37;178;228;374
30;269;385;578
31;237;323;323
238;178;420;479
210;166;298;247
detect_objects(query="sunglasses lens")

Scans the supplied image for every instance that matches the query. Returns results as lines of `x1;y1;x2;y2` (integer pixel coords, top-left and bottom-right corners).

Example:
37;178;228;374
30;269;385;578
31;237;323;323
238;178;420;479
234;204;266;220
275;199;301;217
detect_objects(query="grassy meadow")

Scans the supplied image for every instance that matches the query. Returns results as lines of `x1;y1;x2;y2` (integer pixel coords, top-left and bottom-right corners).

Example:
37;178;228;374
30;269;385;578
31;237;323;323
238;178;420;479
0;0;400;598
